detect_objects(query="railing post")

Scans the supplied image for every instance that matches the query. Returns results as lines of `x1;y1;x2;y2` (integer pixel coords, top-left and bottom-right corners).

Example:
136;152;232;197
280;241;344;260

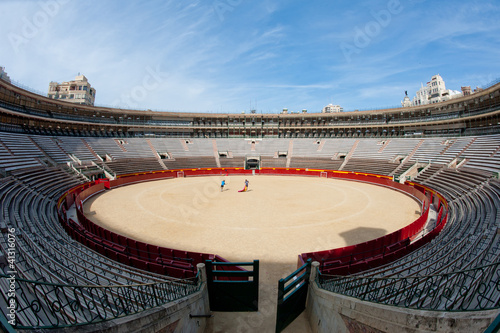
305;258;312;278
277;279;285;305
253;260;259;307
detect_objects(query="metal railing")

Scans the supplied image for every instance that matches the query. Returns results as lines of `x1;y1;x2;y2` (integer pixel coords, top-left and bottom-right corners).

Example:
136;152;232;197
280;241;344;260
0;273;200;329
317;260;500;311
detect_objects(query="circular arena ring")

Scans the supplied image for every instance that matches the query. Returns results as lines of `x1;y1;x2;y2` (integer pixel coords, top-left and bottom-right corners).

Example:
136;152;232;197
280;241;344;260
58;168;447;279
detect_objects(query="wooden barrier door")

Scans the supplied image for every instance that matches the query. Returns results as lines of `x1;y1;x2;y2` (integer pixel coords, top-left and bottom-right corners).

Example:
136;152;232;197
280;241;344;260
205;260;259;311
275;259;312;333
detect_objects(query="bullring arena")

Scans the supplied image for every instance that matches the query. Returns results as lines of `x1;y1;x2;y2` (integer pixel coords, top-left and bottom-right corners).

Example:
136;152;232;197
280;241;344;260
81;173;422;332
1;75;500;333
84;175;420;262
82;174;422;332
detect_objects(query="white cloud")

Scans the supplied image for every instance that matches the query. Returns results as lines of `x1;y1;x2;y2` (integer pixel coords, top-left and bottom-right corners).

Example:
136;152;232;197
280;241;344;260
0;0;499;113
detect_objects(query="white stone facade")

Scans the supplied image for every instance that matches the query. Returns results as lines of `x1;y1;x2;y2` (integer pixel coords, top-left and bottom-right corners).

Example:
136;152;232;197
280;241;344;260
0;67;11;83
48;75;96;105
322;104;343;113
402;74;463;107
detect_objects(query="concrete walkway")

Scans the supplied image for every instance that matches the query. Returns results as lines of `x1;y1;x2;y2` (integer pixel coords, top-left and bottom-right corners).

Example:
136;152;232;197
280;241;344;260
205;261;313;333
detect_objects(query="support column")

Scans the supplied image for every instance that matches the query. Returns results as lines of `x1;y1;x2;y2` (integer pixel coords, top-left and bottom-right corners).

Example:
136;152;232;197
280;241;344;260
197;263;207;284
310;261;320;283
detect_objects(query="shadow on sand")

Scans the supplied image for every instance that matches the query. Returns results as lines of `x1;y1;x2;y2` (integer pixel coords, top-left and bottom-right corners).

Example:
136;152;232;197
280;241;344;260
339;226;387;246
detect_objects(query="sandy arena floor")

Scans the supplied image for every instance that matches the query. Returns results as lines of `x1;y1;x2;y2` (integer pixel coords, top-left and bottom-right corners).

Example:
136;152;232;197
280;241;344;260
84;175;420;263
83;174;421;332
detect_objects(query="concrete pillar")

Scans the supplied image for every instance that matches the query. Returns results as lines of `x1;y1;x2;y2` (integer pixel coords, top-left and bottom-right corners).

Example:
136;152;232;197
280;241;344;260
197;263;207;284
310;261;320;283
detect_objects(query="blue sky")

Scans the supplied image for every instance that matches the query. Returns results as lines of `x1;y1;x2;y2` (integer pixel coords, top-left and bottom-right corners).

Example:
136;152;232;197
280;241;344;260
1;0;500;113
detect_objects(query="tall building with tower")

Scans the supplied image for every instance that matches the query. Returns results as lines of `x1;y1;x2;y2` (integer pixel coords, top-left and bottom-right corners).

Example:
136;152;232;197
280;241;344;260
402;74;463;107
48;74;96;106
0;67;11;83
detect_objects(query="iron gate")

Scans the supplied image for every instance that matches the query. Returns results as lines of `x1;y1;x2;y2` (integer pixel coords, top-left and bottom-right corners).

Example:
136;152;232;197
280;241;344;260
275;259;312;332
205;260;259;311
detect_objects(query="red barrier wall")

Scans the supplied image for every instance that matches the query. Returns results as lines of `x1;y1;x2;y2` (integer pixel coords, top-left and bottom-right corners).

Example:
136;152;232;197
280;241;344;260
57;167;448;278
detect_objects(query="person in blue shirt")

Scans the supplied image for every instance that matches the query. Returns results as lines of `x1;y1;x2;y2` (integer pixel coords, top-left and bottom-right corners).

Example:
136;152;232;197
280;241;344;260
221;179;225;192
